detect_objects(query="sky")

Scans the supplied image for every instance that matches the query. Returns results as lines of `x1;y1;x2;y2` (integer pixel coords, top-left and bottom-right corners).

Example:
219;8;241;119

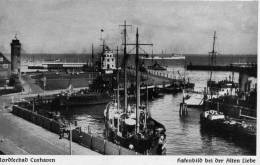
0;0;258;54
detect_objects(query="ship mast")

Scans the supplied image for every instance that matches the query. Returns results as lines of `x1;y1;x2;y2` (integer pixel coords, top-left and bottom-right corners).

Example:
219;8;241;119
116;46;120;110
209;31;217;82
119;21;132;112
100;29;106;70
124;26;152;133
209;31;217;98
130;28;153;133
92;43;94;69
135;28;140;133
102;40;105;53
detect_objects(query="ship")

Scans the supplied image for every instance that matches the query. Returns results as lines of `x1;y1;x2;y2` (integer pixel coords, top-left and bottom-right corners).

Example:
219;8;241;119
55;44;117;107
207;79;239;96
185;32;238;107
140;54;185;60
200;109;256;140
206;32;239;97
200;32;256;143
147;61;166;71
41;41;118;108
104;101;166;154
104;25;166;155
51;88;112;107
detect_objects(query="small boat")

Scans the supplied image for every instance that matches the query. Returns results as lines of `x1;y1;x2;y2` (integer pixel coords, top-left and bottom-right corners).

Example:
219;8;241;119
200;109;256;140
200;109;225;125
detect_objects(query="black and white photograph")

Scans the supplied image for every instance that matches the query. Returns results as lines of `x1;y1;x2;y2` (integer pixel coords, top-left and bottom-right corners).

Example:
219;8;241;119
0;0;258;163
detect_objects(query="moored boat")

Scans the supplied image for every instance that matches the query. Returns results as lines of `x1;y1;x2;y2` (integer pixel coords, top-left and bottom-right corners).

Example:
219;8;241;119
104;26;166;155
53;90;112;107
200;109;256;141
104;102;166;154
200;109;225;127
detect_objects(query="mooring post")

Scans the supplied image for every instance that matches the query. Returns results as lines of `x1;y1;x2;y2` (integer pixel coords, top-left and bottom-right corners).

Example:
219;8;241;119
88;125;91;134
179;103;183;116
179;101;188;117
184;103;188;115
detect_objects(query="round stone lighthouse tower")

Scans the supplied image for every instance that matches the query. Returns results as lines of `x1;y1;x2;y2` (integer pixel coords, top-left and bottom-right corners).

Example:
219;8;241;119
10;35;21;74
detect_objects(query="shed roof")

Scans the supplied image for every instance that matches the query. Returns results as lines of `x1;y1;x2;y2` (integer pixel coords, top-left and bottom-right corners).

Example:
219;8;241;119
0;52;10;64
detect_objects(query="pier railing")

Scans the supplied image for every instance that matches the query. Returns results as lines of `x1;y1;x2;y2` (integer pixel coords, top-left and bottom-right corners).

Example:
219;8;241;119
12;105;141;155
126;67;184;87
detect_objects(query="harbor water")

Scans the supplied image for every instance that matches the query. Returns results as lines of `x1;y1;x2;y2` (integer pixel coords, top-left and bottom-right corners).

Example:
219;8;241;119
24;54;256;155
61;70;255;155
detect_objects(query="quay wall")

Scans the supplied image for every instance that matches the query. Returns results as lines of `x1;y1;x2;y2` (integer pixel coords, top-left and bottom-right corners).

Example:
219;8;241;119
12;105;140;155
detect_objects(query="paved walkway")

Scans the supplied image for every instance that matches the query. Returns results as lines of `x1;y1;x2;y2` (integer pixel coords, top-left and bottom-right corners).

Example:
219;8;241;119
0;74;98;155
0;109;100;155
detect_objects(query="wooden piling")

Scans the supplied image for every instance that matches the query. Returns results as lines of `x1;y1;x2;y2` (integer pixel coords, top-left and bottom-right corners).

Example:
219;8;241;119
179;102;188;117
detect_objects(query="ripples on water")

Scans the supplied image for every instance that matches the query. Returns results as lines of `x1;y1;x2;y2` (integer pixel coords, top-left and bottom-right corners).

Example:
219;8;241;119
149;94;254;155
60;70;255;155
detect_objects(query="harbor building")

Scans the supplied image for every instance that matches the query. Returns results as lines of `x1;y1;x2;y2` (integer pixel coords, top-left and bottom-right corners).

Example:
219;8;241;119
0;52;11;84
10;36;21;74
101;47;116;74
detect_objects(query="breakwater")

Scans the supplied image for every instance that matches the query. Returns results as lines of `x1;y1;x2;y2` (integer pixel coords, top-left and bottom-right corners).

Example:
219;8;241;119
12;105;141;155
187;64;257;77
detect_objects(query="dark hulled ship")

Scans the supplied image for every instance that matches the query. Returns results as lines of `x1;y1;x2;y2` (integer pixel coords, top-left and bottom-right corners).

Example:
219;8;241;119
104;26;166;155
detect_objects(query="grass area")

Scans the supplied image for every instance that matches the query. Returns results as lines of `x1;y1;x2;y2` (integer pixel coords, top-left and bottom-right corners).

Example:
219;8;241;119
31;72;95;90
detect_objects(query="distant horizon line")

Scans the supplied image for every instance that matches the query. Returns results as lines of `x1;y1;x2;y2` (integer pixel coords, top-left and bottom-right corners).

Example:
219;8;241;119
0;52;257;56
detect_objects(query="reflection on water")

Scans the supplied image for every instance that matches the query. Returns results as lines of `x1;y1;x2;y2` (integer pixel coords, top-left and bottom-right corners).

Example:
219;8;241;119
58;71;255;155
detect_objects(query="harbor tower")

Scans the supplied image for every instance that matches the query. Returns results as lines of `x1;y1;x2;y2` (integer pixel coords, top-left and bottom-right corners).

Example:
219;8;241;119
10;35;21;74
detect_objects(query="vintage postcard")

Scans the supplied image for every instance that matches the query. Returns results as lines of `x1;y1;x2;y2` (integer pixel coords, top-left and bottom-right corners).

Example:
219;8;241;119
0;0;258;164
